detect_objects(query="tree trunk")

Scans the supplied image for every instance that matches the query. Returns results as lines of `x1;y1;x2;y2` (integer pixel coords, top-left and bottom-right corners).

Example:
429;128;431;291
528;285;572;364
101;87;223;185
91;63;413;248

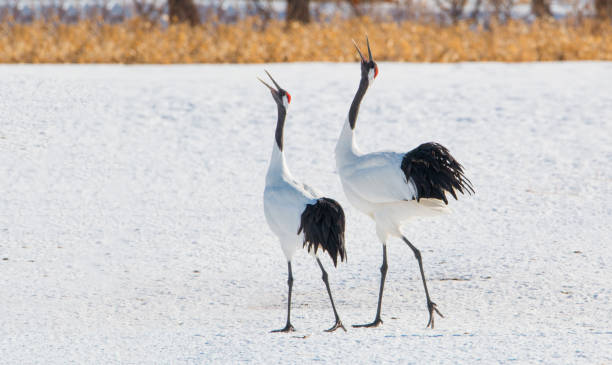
287;0;310;23
435;0;467;24
168;0;200;25
531;0;552;17
595;0;612;19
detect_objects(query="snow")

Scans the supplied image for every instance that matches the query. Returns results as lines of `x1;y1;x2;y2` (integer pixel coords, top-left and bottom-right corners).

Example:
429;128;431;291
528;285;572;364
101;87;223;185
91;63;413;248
1;62;611;364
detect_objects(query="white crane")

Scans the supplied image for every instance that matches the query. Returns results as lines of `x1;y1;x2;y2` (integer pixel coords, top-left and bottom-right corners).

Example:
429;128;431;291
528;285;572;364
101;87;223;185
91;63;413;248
260;71;347;333
335;38;474;329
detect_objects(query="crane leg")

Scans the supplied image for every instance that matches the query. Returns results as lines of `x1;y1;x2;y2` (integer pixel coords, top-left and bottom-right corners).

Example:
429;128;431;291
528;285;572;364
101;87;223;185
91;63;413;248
316;258;346;332
353;244;387;328
402;236;443;329
271;261;295;333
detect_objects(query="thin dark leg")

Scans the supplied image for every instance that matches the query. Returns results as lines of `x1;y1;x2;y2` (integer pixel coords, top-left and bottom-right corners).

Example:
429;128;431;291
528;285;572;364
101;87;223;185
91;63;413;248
353;244;388;328
271;261;295;333
316;258;346;332
402;236;443;329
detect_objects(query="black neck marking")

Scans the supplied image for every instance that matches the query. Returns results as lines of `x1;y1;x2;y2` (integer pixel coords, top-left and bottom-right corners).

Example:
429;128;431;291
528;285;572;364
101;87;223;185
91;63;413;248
348;77;369;130
275;103;287;151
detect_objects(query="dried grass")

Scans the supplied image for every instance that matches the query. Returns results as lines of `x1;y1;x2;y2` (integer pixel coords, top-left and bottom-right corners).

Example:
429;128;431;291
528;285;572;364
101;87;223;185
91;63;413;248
1;17;611;63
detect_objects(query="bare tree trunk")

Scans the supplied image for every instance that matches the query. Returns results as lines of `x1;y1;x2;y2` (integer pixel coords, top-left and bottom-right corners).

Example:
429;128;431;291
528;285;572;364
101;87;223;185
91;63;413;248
168;0;200;25
347;0;362;17
469;0;482;21
435;0;467;24
531;0;552;17
595;0;612;19
134;0;163;22
287;0;310;23
490;0;514;22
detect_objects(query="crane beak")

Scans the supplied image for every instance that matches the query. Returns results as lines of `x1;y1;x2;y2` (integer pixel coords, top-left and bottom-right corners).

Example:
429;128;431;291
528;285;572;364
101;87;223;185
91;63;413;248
258;70;286;99
353;36;373;63
264;70;284;91
259;70;291;107
258;77;277;96
352;39;366;63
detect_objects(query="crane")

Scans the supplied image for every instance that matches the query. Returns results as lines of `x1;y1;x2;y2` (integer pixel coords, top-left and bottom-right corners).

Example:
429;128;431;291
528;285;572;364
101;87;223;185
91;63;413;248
260;71;348;333
335;39;474;329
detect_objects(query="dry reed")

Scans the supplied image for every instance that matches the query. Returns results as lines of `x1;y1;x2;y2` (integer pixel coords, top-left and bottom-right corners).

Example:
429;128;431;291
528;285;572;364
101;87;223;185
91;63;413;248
1;17;611;63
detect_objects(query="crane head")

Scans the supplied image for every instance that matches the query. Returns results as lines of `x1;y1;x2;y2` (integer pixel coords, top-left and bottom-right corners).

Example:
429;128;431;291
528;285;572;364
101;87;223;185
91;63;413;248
352;36;378;84
258;70;291;109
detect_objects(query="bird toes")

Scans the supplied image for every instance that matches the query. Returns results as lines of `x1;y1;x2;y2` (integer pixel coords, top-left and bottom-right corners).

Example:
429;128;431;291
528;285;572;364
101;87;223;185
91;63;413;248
352;318;383;328
426;301;443;329
271;324;296;333
325;320;347;332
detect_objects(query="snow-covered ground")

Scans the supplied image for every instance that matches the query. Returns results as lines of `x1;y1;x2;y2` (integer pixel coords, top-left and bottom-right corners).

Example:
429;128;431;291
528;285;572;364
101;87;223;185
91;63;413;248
1;63;611;364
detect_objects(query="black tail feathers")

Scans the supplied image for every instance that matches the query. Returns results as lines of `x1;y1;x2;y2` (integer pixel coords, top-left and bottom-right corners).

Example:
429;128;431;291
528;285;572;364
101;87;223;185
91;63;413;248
401;142;474;204
298;197;346;267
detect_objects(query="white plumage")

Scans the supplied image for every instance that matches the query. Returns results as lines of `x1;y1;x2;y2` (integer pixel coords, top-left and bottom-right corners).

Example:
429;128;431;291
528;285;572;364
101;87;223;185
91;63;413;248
336;118;448;237
259;71;347;333
338;38;473;329
264;143;317;259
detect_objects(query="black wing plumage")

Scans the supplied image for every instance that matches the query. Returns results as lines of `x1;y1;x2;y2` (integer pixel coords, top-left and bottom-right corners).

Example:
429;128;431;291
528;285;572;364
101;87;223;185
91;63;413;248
298;197;346;267
401;142;474;204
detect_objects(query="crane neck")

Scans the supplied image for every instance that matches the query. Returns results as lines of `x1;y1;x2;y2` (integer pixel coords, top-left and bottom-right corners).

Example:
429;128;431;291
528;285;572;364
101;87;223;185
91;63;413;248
348;77;369;130
336;77;368;166
266;104;291;185
274;104;287;151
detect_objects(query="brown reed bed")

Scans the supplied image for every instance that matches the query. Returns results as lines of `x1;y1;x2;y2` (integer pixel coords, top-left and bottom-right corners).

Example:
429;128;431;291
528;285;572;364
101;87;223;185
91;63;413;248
1;17;611;63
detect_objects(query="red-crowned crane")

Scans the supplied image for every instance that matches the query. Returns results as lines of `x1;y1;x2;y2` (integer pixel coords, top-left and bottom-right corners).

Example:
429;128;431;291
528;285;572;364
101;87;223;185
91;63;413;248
335;39;474;329
260;71;347;333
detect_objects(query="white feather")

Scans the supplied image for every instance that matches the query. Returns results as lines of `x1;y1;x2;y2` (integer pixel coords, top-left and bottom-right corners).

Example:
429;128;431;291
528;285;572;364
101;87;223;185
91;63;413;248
368;68;375;83
336;118;447;242
340;150;417;203
264;143;317;259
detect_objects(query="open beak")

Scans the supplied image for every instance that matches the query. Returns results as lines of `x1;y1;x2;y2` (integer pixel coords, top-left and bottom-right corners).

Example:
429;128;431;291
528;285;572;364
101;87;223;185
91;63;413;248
258;70;291;105
258;69;283;96
265;70;283;90
352;39;366;63
258;81;277;98
352;36;373;63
